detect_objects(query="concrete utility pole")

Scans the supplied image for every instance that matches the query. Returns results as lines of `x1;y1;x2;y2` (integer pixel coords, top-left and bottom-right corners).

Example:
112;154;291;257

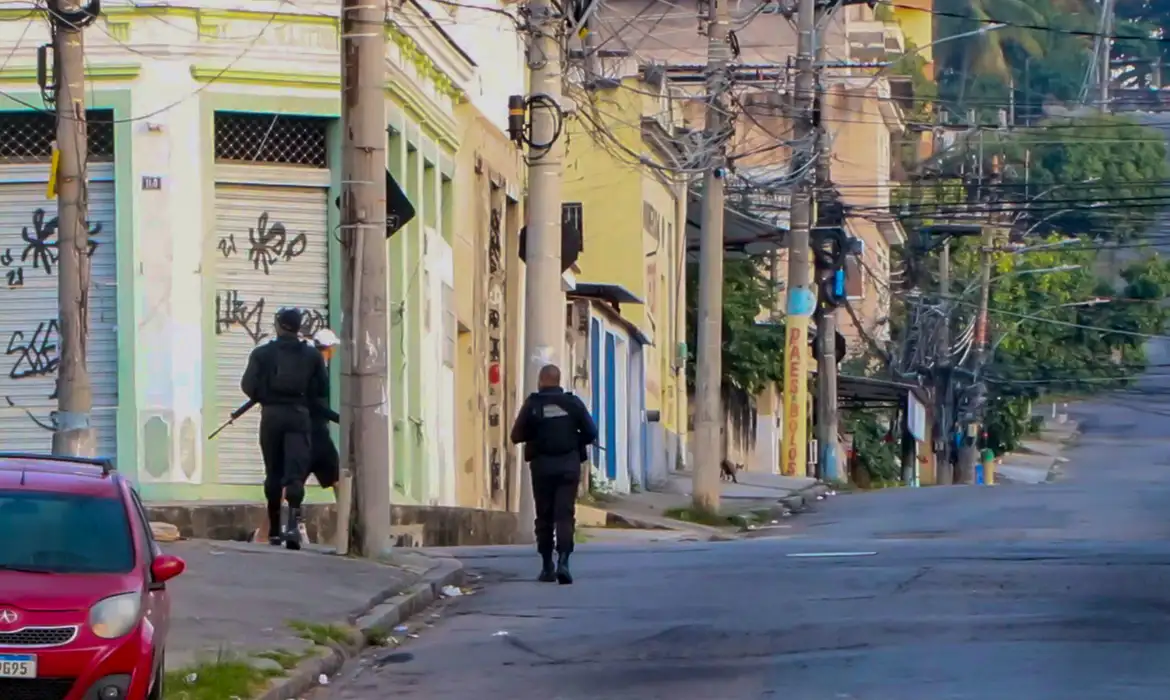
1099;0;1114;109
781;0;817;478
337;0;392;557
51;0;96;457
691;0;732;515
517;0;566;540
960;223;994;484
935;238;953;485
812;24;837;483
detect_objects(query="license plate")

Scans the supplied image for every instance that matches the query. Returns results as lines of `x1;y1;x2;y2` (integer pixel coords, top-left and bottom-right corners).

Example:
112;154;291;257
0;654;35;678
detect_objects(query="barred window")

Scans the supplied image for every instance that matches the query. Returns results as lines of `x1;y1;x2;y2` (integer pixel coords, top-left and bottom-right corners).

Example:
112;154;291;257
0;110;115;163
214;112;329;167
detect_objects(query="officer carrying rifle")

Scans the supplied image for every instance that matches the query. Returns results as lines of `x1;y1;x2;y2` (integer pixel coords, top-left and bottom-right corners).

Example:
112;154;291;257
210;309;330;550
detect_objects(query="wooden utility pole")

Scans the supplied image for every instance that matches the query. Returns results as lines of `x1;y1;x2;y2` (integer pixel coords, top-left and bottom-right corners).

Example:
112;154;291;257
690;0;731;515
338;0;392;557
781;0;817;477
516;0;567;541
51;0;95;457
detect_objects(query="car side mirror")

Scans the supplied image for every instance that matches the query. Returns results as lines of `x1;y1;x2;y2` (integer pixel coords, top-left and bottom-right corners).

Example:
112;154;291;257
149;554;185;589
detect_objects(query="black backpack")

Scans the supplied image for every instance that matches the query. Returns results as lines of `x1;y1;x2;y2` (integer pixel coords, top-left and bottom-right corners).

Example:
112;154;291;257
528;393;579;457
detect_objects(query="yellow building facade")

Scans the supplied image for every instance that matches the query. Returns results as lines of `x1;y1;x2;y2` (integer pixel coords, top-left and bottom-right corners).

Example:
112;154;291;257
452;103;526;510
562;77;689;491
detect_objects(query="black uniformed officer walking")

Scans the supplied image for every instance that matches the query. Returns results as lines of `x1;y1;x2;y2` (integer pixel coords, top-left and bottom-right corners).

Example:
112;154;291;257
510;364;597;584
241;308;330;550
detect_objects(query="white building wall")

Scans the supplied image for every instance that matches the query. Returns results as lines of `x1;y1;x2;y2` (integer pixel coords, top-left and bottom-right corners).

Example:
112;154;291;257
133;57;208;486
421;0;527;134
0;1;476;493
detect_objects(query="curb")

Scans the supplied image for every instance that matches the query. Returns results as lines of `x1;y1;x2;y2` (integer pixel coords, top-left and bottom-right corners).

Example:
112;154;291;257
253;557;465;700
605;482;832;541
779;482;830;512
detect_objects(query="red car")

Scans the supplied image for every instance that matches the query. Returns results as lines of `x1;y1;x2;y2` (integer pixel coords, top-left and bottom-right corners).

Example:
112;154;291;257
0;453;185;700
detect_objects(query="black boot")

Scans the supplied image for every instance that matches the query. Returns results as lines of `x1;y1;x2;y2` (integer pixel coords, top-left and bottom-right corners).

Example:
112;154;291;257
556;552;572;585
284;507;303;551
267;505;282;546
538;553;556;582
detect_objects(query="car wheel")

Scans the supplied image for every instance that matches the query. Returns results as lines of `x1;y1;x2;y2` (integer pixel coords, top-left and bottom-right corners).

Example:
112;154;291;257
148;654;164;700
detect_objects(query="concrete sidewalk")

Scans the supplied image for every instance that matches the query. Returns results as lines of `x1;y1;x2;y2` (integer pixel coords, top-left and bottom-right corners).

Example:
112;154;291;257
596;471;829;538
996;418;1080;485
162;539;464;699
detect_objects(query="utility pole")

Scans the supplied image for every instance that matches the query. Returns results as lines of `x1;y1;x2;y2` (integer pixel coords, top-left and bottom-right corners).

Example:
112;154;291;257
1099;0;1114;110
959;223;994;484
934;238;953;485
51;0;96;457
517;0;566;539
691;0;731;514
812;19;838;483
338;0;392;557
781;0;816;478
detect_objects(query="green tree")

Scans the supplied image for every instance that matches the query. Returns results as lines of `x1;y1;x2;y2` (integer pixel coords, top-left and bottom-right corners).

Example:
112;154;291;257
934;0;1047;105
947;237;1170;452
1113;0;1170;87
932;0;1098;121
685;259;785;442
1001;114;1170;241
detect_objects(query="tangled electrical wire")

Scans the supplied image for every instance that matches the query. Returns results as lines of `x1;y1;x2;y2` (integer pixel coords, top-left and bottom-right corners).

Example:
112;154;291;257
511;94;565;157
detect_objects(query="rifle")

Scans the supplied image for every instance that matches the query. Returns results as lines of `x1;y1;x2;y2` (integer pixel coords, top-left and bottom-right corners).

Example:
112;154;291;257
207;398;258;440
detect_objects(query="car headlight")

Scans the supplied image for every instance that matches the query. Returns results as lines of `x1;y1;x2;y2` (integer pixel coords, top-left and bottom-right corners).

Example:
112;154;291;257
88;592;142;640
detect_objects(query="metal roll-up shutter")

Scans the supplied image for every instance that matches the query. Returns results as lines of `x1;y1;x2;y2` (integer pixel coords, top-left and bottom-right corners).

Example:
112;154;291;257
0;162;118;456
212;164;330;484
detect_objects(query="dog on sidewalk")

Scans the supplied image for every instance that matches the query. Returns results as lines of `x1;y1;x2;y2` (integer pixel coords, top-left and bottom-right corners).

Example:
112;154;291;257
720;459;743;483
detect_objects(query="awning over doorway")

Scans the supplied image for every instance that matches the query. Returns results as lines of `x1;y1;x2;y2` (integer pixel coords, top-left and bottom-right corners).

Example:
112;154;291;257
684;189;785;259
837;374;926;410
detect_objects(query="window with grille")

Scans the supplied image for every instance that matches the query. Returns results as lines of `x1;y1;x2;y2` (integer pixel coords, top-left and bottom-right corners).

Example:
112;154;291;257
214;112;329;167
0;110;115;163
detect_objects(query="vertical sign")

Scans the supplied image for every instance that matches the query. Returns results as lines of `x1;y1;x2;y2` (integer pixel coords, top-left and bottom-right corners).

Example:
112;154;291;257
781;314;810;476
486;185;506;498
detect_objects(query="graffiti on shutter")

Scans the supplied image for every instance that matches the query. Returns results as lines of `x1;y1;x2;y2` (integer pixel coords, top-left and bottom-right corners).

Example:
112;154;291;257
213;210;327;344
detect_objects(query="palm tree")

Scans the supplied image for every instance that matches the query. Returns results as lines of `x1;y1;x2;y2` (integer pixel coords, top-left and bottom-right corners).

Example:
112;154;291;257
934;0;1092;108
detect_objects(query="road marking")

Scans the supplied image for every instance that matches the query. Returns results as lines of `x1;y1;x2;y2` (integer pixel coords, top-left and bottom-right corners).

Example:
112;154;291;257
786;551;877;558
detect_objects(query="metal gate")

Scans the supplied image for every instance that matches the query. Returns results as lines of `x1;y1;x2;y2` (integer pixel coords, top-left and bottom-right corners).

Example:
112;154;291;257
0;161;118;455
211;163;330;483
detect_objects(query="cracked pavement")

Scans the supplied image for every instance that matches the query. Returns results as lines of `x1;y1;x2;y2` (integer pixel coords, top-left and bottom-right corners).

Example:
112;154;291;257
315;353;1170;698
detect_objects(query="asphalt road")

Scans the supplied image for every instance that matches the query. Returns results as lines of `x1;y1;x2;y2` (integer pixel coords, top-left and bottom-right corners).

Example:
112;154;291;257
318;373;1170;698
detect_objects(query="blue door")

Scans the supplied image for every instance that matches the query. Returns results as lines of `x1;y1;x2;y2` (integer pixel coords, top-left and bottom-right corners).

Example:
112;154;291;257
604;332;618;481
590;318;602;468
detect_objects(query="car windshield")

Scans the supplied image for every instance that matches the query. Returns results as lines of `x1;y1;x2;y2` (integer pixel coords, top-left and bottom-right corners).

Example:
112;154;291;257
0;490;134;574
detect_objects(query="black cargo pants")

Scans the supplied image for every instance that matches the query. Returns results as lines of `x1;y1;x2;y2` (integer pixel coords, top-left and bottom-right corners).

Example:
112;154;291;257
532;468;580;555
258;406;312;531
